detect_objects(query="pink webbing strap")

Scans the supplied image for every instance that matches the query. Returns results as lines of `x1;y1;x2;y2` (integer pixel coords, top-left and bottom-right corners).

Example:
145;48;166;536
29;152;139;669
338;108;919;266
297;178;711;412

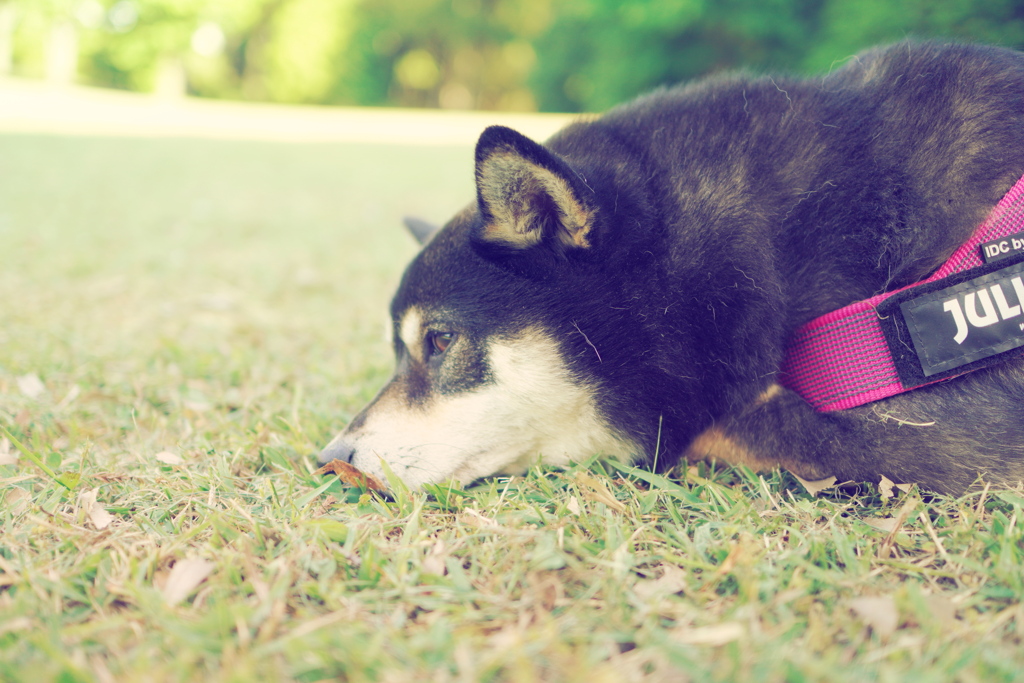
780;174;1024;411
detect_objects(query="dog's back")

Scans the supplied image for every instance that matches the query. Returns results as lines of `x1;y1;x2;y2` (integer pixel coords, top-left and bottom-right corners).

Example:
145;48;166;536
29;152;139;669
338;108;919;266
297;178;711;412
558;42;1024;327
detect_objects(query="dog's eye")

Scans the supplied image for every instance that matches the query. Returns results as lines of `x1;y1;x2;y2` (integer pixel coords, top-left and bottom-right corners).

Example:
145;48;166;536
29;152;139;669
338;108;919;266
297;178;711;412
428;332;455;356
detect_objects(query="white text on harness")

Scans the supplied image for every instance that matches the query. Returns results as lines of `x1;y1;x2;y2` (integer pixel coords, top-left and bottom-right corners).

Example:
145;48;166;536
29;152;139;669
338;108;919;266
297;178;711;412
943;277;1024;344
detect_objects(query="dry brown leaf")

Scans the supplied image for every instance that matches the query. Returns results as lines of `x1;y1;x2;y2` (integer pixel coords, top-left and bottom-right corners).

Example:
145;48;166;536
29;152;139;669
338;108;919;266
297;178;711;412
17;373;45;399
314;458;386;492
155;451;183;465
878;476;912;499
864;517;899;533
850;595;899;638
923;594;958;628
6;488;30;516
877;497;918;559
422;540;447;576
162;558;215;606
574;471;626;512
78;489;113;530
673;622;744;646
461;507;498;528
0;438;15;466
565;495;582;516
89;505;114;530
879;475;896;499
793;474;838;496
634;564;688;600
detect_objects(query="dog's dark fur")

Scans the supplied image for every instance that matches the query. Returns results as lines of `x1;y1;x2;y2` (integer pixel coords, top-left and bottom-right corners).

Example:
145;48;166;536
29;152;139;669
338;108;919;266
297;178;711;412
324;42;1024;495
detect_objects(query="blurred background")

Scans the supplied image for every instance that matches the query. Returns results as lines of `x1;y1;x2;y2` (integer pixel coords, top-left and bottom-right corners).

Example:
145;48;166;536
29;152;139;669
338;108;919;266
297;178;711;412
4;0;1024;115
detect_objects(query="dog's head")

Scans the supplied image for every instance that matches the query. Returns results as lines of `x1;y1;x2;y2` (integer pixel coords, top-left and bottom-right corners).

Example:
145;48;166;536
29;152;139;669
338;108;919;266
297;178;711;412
319;125;642;488
319;123;780;488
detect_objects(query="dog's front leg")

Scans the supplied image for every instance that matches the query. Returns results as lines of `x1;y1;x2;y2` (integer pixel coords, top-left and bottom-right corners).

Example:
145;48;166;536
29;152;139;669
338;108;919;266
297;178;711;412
683;384;978;495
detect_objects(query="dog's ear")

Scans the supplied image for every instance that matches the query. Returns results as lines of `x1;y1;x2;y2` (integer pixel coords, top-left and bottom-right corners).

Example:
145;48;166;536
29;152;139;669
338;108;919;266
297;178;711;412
473;126;595;253
403;216;439;246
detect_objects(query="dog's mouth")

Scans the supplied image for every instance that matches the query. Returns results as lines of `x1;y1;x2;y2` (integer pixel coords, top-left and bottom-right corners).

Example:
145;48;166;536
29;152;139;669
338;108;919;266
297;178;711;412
318;428;543;490
317;427;492;490
356;445;497;490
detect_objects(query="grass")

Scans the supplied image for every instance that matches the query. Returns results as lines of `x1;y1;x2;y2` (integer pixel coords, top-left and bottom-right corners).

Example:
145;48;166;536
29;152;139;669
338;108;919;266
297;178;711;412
1;132;1023;682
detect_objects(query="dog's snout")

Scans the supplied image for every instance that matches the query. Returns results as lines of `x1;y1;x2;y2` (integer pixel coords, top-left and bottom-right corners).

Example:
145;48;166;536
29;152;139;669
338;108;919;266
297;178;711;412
318;436;356;466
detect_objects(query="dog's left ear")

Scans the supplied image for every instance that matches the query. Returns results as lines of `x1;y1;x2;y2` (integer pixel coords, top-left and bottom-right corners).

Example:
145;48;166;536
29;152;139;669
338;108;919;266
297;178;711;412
473;125;595;252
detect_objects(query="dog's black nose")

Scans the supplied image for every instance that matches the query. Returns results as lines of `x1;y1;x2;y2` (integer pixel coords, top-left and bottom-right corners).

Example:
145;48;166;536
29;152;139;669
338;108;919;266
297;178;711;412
317;437;356;466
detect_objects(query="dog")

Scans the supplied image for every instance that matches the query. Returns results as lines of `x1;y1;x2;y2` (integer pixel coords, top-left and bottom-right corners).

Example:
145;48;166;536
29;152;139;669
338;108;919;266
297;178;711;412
320;41;1024;495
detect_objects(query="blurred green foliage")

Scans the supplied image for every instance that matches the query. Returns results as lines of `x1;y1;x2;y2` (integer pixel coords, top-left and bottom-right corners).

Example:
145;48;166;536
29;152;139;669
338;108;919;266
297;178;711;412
4;0;1024;111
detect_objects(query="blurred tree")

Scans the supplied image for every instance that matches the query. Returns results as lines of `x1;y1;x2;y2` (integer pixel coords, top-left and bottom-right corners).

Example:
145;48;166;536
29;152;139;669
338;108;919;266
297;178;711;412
77;0;202;93
77;0;281;96
334;0;550;110
17;0;360;101
533;0;827;111
4;0;78;80
805;0;1024;70
257;0;355;102
532;0;1024;112
0;3;13;74
4;0;1024;111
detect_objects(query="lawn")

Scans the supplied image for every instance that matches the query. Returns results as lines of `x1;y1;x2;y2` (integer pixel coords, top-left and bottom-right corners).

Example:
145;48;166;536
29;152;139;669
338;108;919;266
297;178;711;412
1;131;1023;682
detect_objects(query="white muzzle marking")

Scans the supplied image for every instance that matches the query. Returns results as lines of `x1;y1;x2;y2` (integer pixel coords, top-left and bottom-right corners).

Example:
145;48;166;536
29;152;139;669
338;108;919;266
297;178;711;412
341;328;636;488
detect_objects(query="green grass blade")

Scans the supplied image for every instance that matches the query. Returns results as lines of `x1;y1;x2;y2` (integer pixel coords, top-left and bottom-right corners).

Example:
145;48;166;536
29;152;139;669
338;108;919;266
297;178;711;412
0;423;77;491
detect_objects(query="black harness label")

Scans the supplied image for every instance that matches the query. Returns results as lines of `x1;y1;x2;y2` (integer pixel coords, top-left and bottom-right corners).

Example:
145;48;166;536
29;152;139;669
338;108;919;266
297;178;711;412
980;230;1024;263
899;259;1024;376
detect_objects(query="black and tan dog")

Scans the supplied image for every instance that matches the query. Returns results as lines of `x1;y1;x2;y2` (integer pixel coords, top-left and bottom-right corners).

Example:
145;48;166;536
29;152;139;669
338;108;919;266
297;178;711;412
320;42;1024;495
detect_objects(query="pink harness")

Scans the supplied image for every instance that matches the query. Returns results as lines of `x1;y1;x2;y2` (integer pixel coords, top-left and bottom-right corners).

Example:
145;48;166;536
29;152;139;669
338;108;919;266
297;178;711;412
780;174;1024;411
